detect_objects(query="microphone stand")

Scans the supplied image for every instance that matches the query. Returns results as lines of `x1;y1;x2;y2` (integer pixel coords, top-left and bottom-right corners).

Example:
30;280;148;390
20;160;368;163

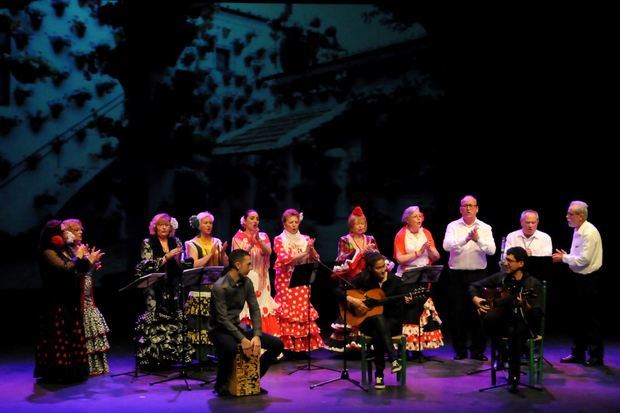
311;267;367;391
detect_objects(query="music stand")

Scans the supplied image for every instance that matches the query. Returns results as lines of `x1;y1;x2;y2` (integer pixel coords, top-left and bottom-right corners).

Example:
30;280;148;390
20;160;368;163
310;267;367;391
401;265;444;364
149;266;217;390
287;262;338;375
113;272;167;379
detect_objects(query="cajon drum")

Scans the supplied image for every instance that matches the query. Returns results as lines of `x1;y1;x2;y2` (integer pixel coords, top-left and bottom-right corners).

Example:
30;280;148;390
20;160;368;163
228;347;260;396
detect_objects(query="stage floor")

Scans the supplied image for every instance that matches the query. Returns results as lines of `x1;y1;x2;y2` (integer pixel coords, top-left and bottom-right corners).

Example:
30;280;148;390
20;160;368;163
1;338;618;413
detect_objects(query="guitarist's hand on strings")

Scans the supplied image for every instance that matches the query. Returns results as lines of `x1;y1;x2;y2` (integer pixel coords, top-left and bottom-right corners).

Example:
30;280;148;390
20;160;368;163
347;296;368;314
472;296;490;315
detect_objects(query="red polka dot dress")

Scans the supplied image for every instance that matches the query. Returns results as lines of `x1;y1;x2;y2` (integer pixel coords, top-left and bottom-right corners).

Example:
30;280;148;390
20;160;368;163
274;231;324;352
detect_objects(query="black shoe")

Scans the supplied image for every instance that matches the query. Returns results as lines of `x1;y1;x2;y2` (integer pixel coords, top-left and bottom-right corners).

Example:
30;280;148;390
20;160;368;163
470;353;488;361
258;387;269;395
560;354;585;364
453;352;467;360
585;357;604;367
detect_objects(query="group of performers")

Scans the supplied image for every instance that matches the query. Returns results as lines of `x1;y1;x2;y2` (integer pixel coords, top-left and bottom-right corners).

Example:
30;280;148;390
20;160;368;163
34;196;603;394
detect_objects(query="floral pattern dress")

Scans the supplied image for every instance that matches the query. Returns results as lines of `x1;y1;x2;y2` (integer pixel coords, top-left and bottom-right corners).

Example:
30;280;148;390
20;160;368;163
183;237;223;361
81;271;110;375
233;230;280;335
134;236;194;369
326;234;379;352
274;232;324;352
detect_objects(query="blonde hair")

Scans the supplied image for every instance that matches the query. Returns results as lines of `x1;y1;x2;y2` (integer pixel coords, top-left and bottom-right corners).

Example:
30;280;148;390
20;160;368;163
149;213;176;236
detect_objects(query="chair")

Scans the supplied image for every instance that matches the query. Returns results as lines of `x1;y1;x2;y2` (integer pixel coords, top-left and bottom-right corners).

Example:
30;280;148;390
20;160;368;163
359;335;407;387
479;280;547;392
526;280;547;386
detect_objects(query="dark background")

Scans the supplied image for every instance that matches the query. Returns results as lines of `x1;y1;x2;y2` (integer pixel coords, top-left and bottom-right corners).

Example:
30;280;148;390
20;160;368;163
0;2;616;352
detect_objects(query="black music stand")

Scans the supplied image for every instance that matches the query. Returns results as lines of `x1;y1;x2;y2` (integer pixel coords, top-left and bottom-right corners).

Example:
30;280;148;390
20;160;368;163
113;272;167;379
287;262;338;375
310;268;367;391
184;266;222;364
149;266;217;390
402;265;444;364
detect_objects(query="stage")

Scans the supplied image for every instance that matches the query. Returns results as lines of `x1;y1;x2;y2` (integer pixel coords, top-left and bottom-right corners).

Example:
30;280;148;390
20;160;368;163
2;338;618;413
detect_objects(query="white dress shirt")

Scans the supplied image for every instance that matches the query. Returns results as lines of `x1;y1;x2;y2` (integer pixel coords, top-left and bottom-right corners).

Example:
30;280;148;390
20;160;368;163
443;218;496;270
562;221;603;275
505;229;553;257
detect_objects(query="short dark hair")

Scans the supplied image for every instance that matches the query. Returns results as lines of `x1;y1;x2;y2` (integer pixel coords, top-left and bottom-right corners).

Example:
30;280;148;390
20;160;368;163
365;252;385;269
506;246;528;263
229;249;250;269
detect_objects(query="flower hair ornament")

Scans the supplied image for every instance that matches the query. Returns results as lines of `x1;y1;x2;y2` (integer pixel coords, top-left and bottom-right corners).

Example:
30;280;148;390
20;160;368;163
240;215;246;228
51;235;65;248
170;217;179;230
189;215;199;230
351;206;364;216
298;212;304;222
63;230;76;244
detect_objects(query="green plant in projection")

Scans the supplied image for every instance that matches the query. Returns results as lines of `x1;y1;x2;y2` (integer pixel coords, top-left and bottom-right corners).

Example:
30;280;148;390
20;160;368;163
95;80;116;97
27;111;48;133
48;101;65;119
3;54;59;83
13;30;31;51
25;153;42;171
26;7;45;31
13;86;33;106
0;116;21;136
232;39;245;56
75;128;87;143
72;19;87;38
68;89;93;107
51;137;64;154
58;168;83;185
49;34;72;54
33;192;58;208
52;70;69;87
51;0;70;18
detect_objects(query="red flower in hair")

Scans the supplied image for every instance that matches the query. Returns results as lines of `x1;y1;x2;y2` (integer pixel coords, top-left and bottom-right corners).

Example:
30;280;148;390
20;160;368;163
352;206;364;216
50;235;65;248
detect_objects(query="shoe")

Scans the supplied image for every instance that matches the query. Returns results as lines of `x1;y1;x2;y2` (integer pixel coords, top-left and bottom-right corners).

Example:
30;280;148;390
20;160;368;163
470;353;488;361
374;375;386;390
560;354;585;364
585;357;604;367
453;352;467;360
258;387;269;395
390;359;402;373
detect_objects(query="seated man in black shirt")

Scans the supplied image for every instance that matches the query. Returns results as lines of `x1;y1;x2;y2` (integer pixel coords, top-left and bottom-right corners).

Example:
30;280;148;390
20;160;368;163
208;249;284;396
469;246;543;392
337;252;404;389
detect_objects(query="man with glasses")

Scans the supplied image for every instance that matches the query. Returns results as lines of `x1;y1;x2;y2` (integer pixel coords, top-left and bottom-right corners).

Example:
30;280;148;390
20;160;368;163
553;201;604;366
443;195;496;360
470;247;543;392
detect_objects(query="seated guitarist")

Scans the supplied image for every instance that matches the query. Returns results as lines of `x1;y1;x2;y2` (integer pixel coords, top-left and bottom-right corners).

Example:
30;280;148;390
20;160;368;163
336;252;405;389
469;247;543;392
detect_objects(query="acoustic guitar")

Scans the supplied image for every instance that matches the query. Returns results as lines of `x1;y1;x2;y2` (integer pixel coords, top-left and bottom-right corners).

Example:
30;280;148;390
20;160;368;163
340;287;427;327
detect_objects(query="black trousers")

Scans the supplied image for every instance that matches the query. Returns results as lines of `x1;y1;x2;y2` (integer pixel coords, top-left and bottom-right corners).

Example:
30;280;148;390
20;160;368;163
210;328;284;390
570;271;604;358
447;269;487;355
360;315;400;376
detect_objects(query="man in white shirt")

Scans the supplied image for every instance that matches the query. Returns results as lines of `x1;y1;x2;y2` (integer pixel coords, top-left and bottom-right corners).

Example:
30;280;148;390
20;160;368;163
443;195;496;360
505;210;553;257
553;200;603;366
